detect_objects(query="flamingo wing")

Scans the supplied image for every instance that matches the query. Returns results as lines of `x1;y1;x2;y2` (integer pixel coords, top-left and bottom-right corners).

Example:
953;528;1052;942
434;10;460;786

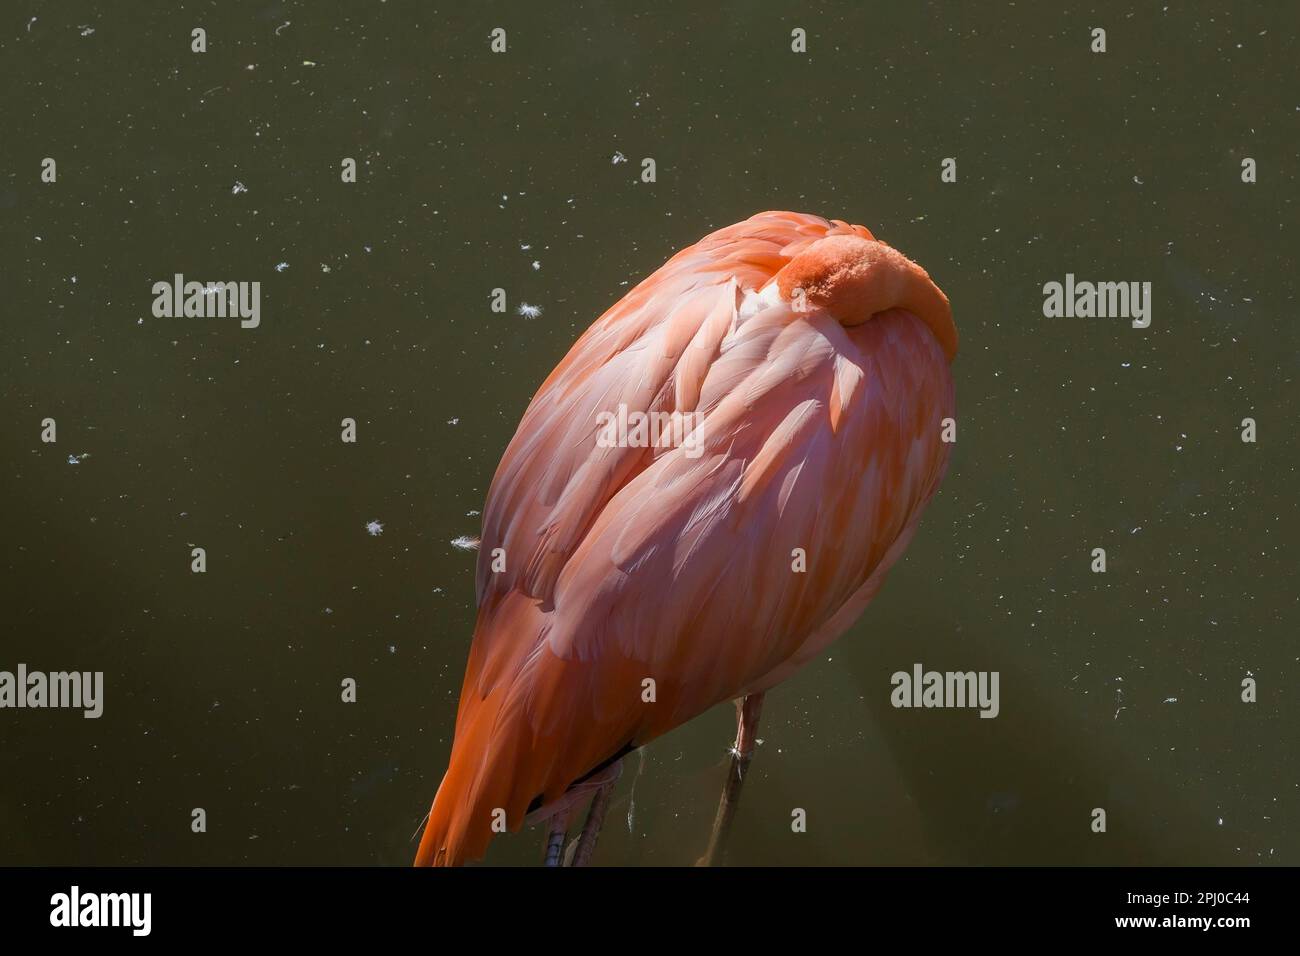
477;211;875;612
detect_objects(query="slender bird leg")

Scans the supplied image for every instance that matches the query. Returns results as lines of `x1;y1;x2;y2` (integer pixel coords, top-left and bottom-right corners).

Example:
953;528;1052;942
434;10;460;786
572;777;617;867
697;692;765;867
542;807;572;867
531;761;623;866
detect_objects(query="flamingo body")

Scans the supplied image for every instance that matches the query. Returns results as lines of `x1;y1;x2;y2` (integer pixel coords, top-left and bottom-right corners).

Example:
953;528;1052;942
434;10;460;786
417;211;957;865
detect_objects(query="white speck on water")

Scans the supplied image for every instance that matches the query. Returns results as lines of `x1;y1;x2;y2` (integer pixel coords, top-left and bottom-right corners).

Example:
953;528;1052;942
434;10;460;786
446;418;459;425
450;536;480;551
274;262;289;272
365;520;384;536
1163;697;1177;703
520;243;531;251
26;17;36;32
517;302;542;319
612;152;627;164
320;263;331;273
531;260;541;271
231;181;248;195
78;25;95;37
67;453;89;465
388;645;396;654
275;21;291;35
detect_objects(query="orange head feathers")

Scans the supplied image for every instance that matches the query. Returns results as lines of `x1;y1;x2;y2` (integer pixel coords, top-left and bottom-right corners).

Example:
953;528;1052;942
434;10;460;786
775;234;958;361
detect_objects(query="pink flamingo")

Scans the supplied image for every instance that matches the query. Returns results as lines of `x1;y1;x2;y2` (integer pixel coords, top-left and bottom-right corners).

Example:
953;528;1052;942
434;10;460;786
416;211;958;866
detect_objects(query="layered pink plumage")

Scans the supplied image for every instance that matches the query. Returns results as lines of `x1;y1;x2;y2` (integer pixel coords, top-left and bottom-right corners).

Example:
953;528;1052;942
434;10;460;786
417;211;957;865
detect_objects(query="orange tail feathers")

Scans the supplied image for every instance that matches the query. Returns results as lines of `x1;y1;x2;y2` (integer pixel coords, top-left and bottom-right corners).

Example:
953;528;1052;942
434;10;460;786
415;592;564;867
414;690;508;867
414;771;466;867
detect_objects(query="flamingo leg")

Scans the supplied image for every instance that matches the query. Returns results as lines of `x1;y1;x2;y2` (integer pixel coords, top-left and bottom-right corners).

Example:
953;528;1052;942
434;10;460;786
571;776;617;866
533;761;624;866
541;807;572;867
697;692;764;867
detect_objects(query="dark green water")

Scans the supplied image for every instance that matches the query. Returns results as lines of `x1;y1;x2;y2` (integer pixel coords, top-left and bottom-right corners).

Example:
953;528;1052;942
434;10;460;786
1;2;1296;865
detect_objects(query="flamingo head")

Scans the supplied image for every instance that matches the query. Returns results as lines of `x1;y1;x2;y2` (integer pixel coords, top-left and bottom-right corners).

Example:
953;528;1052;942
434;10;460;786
775;234;957;360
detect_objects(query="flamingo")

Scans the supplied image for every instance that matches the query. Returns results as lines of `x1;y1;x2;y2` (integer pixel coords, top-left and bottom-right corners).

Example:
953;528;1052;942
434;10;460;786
416;210;958;866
